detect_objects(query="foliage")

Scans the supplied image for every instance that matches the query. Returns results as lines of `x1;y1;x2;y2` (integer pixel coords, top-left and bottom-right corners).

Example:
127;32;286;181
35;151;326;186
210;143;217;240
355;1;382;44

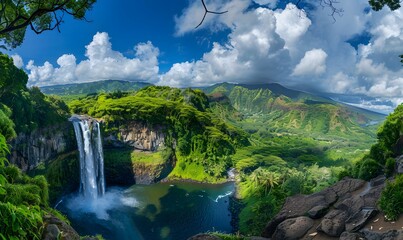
376;104;403;155
378;174;403;221
0;54;69;133
369;0;401;11
0;0;96;48
69;86;249;182
350;103;403;180
384;157;396;177
0;163;51;240
0;53;27;97
28;152;79;204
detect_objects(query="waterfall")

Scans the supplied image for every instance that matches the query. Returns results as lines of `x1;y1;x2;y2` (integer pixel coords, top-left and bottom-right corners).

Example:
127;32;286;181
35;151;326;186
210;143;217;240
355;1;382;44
70;116;105;199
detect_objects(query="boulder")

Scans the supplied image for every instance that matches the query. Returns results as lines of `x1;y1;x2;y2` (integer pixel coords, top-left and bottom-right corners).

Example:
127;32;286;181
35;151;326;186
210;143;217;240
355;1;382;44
334;195;364;214
307;205;329;219
42;224;61;240
360;229;403;240
272;216;313;240
345;208;378;232
340;231;364;240
262;178;365;237
317;209;349;237
42;214;80;240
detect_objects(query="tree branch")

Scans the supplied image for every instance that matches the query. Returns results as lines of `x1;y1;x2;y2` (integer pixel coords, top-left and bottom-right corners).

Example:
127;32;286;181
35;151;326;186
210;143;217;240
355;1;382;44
195;0;228;29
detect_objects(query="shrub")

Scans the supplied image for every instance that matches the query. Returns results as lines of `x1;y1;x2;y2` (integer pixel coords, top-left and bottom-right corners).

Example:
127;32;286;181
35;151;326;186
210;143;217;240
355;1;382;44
357;158;382;181
378;174;403;221
384;157;396;177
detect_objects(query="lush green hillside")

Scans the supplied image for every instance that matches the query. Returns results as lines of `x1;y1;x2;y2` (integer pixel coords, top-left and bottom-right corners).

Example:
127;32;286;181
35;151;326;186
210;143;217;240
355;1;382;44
69;86;249;183
40;80;152;102
0;54;79;239
201;83;387;234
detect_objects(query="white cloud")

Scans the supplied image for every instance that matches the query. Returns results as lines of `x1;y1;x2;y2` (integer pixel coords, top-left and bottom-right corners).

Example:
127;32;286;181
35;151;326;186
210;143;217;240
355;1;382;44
20;0;403;111
292;49;328;76
11;54;23;68
26;32;159;86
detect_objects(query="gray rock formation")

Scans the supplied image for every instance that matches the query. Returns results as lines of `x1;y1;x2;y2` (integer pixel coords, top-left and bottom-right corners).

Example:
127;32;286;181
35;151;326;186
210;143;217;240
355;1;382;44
105;122;166;151
8;122;75;171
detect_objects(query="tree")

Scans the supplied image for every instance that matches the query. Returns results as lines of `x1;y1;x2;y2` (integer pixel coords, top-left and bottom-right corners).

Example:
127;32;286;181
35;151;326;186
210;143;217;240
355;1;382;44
0;0;96;48
369;0;401;11
0;53;27;97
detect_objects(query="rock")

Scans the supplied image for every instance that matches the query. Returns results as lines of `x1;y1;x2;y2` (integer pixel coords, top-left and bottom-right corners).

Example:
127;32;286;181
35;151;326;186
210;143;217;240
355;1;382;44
307;205;329;219
396;155;403;174
272;216;313;240
334;195;364;214
262;178;365;237
42;224;60;240
248;237;269;240
360;229;403;240
188;233;222;240
107;122;166;151
340;231;364;240
345;208;378;232
8;122;75;171
42;214;80;240
317;209;349;237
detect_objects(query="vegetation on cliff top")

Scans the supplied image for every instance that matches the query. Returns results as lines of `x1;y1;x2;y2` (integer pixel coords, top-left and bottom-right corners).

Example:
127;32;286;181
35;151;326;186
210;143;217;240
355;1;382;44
69;86;249;182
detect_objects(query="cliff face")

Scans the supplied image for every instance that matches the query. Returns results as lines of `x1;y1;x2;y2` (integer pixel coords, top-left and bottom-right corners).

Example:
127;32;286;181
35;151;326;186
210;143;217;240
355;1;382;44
105;122;166;151
8;122;75;171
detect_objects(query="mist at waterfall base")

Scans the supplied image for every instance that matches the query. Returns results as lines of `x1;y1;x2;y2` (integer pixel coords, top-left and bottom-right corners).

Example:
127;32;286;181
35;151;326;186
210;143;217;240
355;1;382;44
64;116;235;239
57;182;235;240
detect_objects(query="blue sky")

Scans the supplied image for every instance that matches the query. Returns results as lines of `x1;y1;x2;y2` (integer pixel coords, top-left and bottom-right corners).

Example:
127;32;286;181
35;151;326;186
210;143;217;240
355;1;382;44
11;0;228;72
6;0;403;113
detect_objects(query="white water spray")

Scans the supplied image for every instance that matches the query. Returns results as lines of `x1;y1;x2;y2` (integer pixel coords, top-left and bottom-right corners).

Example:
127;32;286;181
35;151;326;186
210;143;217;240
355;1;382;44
70;116;105;199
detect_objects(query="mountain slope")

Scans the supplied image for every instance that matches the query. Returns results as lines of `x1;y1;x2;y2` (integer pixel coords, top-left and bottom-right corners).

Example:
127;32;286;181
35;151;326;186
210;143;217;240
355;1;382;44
205;83;385;139
40;80;151;96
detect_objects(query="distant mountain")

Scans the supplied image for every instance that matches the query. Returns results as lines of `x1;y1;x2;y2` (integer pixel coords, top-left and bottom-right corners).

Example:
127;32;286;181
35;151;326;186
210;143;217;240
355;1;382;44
204;83;385;138
40;80;152;96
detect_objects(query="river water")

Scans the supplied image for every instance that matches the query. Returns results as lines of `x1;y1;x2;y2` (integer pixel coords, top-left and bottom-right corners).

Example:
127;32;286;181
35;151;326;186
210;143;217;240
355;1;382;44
57;181;235;240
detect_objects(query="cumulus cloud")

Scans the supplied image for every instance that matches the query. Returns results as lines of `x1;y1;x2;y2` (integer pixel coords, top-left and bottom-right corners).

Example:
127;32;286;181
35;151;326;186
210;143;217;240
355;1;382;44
11;54;23;68
26;32;159;86
168;0;403;110
292;49;328;76
21;0;403;111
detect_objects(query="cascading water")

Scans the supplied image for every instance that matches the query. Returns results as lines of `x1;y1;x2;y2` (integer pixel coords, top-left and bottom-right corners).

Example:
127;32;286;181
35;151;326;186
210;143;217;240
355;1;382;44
70;115;105;199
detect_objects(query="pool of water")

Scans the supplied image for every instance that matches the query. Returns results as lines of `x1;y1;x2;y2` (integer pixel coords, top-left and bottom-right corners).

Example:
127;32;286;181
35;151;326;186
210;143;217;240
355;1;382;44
57;181;235;240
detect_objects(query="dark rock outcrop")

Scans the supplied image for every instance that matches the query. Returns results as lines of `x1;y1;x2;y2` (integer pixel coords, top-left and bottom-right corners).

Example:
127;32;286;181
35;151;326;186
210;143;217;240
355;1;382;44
262;178;366;237
272;216;313;240
317;209;349;236
261;177;389;239
8;122;75;171
42;214;80;240
397;155;403;174
307;205;329;219
360;229;403;240
345;208;378;232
